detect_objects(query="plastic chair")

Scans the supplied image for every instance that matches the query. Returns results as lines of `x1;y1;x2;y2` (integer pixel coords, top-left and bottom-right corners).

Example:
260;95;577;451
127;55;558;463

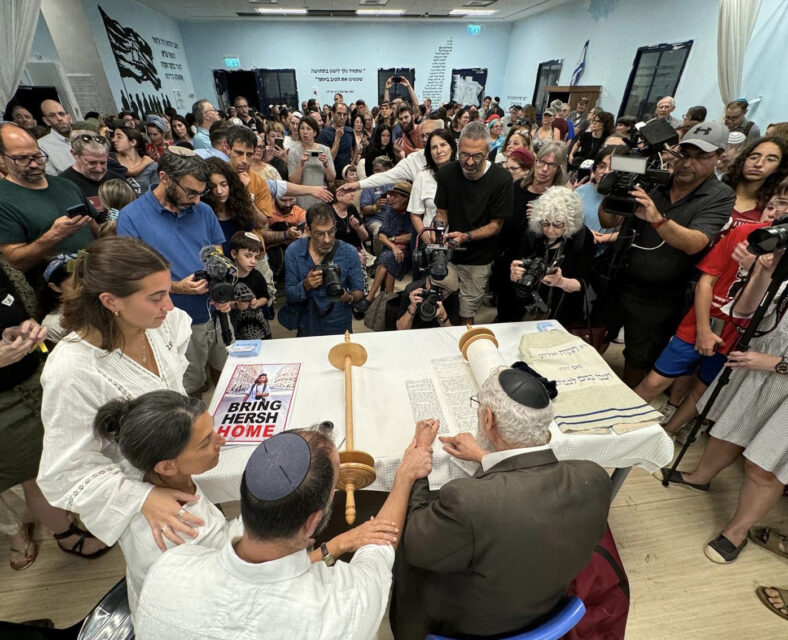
425;596;586;640
77;578;134;640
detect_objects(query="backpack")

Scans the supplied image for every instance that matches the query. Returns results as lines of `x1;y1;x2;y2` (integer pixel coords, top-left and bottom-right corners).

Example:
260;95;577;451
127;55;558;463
567;525;629;640
363;292;401;331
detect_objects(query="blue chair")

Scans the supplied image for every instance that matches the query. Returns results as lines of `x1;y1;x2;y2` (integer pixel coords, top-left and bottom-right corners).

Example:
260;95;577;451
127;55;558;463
425;596;586;640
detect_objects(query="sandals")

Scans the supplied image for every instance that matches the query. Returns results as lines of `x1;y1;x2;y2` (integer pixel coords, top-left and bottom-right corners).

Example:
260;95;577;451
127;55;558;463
748;526;788;560
53;523;110;559
9;522;38;571
655;468;711;492
756;586;788;621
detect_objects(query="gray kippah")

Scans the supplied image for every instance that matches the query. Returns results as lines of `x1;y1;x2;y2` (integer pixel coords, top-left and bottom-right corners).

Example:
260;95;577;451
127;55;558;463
245;432;311;501
498;369;550;409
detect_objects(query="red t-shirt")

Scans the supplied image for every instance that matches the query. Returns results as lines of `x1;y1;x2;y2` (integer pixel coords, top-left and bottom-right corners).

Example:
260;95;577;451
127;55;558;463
714;207;761;244
674;222;768;354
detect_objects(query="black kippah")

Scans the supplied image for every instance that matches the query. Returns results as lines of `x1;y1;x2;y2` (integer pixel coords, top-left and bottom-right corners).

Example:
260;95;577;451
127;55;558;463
498;366;552;409
245;432;311;501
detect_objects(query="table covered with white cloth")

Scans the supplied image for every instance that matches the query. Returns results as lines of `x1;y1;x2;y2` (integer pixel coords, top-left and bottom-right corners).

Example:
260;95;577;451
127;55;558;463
197;321;673;503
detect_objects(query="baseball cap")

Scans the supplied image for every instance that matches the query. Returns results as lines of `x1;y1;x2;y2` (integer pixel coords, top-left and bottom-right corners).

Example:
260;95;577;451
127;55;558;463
679;122;729;152
387;181;412;198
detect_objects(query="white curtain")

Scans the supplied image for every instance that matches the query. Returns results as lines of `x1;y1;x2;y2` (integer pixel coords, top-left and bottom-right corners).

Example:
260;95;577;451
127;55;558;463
0;1;41;110
717;0;762;104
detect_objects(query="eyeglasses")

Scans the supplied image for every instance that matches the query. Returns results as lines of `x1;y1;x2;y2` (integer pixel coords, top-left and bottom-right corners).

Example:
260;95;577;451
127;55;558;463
469;395;480;408
536;160;558;169
676;151;717;164
75;134;108;145
311;227;337;239
459;152;486;163
170;176;209;199
2;151;49;166
539;220;566;229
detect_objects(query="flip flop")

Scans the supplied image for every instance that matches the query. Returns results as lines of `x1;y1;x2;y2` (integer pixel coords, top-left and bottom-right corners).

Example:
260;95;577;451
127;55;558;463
756;586;788;621
9;522;38;571
748;527;788;560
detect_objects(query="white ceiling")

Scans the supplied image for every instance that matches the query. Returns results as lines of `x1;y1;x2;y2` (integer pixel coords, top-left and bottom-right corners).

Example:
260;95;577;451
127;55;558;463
134;0;572;22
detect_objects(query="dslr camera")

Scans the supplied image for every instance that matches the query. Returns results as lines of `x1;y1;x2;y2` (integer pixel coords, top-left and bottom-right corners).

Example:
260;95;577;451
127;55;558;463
413;220;461;281
417;287;443;322
747;215;788;255
596;119;678;216
313;263;344;301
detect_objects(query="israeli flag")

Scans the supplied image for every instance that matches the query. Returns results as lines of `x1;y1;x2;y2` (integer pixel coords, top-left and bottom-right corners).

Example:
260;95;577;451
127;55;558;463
570;40;589;86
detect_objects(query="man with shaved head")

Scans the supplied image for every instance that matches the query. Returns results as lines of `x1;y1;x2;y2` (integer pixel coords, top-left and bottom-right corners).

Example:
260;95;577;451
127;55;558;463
37;99;74;174
0;123;96;276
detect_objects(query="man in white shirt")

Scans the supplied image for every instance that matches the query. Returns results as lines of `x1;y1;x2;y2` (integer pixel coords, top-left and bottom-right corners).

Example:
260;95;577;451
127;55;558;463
390;365;612;639
134;427;435;640
37;99;74;175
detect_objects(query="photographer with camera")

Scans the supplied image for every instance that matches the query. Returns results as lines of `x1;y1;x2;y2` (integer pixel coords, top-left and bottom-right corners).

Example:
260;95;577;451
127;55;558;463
284;204;364;337
396;263;461;330
597;122;736;386
503;186;594;325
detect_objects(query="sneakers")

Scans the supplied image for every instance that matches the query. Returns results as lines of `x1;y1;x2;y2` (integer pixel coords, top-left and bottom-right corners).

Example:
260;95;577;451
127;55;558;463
705;533;748;564
660;402;678;426
674;419;700;446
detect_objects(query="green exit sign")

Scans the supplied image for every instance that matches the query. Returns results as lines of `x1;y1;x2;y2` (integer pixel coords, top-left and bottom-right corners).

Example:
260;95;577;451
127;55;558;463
467;24;481;35
224;56;241;69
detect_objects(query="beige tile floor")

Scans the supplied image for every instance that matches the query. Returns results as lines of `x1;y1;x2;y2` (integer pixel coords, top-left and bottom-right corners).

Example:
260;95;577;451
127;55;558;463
1;302;786;638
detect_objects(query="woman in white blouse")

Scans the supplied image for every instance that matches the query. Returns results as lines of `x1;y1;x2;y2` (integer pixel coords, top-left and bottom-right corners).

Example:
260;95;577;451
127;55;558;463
38;236;201;551
408;129;457;242
287;115;336;210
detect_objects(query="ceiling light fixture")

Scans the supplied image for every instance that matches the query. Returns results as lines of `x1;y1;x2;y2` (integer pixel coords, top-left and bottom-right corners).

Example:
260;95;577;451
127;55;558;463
255;7;308;14
449;8;498;16
356;8;405;16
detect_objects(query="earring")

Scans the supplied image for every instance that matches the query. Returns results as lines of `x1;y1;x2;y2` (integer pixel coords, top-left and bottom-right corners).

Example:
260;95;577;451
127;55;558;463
113;310;120;317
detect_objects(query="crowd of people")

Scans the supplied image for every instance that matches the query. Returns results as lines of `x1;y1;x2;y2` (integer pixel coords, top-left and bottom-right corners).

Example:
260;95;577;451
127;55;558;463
2;83;788;636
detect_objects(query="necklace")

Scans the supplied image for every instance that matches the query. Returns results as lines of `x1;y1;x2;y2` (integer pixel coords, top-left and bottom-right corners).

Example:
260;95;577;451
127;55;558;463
140;331;148;364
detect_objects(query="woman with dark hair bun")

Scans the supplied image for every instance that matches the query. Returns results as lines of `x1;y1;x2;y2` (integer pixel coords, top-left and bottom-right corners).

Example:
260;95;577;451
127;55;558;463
92;390;232;611
38;235;198;556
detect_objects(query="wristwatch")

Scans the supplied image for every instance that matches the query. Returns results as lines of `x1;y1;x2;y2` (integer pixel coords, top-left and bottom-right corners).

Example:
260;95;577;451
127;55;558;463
775;357;788;375
320;542;336;566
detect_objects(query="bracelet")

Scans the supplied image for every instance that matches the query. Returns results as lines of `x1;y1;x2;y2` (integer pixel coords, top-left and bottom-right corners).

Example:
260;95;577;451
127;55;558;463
465;232;472;243
651;216;669;229
407;307;416;315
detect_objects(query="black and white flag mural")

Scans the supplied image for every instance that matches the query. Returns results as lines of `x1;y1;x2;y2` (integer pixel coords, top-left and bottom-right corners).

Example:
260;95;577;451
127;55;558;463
99;6;161;91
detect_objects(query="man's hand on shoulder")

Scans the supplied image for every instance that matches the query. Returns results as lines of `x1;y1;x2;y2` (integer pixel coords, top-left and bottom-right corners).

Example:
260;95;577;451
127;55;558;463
439;433;489;464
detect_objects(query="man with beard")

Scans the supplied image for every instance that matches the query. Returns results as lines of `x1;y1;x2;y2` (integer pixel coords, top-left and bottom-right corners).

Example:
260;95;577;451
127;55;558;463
60;130;126;215
317;101;355;177
0;123;96;275
390;366;611;640
116;147;230;395
38;99;75;174
434;120;512;324
233;96;258;132
260;195;306;280
135;426;435;640
10;105;37;131
392;105;421;156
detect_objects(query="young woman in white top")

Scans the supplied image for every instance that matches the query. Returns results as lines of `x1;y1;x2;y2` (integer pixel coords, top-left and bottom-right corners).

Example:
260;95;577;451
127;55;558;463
287;116;336;210
408;129;457;242
38;236;200;551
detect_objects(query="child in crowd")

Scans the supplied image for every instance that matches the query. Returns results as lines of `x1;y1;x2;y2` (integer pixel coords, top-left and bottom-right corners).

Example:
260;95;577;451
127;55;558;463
41;254;76;344
229;232;272;340
98;178;137;236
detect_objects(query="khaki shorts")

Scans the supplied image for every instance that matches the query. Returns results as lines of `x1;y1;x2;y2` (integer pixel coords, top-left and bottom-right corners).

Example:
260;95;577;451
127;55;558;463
183;317;230;393
454;263;492;319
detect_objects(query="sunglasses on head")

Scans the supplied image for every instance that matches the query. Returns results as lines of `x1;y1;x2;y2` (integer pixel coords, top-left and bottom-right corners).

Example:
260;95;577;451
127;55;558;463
75;133;108;145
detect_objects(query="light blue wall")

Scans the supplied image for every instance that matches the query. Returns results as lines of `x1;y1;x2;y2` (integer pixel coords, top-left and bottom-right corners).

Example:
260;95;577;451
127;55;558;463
179;20;511;108
503;0;721;117
29;11;59;62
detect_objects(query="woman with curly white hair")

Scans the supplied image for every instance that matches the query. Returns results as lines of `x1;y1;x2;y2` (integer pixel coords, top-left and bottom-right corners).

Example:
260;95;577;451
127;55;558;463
502;185;594;325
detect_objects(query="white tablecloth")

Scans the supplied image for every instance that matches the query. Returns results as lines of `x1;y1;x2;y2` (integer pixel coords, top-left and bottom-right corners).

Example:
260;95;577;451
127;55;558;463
197;321;673;503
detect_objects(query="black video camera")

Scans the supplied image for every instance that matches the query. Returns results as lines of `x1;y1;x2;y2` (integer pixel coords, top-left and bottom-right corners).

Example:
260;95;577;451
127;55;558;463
747;215;788;255
413;220;462;281
418;287;442;322
198;247;239;345
596;119;678;216
312;263;344;301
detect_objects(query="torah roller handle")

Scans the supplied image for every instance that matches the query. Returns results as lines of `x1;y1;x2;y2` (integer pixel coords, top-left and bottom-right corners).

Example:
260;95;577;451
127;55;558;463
328;332;376;525
458;324;499;360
